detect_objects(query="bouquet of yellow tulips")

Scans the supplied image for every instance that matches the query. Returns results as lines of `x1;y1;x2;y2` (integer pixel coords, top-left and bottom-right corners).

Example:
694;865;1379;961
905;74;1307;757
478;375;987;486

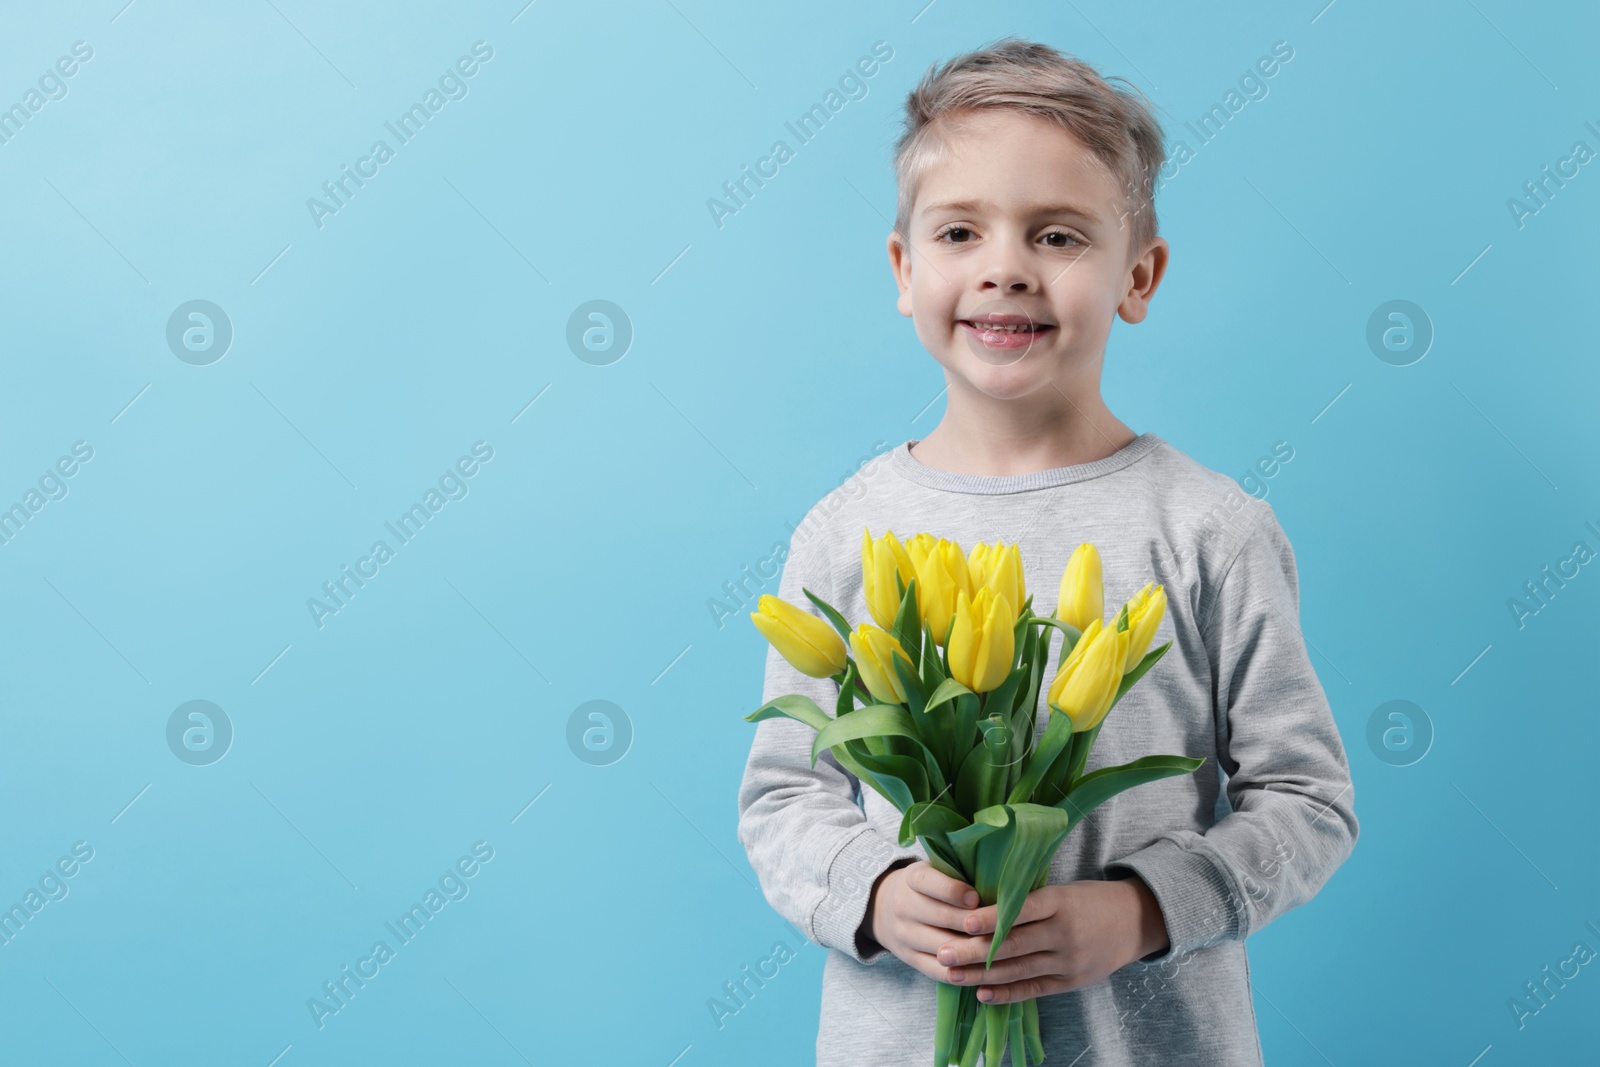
747;529;1205;1067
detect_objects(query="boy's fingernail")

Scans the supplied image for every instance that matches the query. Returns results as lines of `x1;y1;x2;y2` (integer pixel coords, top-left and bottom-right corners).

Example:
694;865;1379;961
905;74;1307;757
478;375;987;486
964;892;978;906
938;949;954;964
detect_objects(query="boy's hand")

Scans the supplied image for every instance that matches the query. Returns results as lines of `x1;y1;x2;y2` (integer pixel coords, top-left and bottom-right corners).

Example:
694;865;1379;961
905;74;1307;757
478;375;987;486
932;877;1169;1004
863;860;982;982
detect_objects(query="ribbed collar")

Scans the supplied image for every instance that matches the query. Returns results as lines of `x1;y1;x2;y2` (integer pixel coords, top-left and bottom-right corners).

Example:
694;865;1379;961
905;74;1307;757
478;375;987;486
887;432;1163;495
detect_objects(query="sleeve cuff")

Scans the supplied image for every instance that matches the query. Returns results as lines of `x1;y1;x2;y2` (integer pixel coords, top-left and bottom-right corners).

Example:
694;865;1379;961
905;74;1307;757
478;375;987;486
1104;835;1244;965
809;825;924;965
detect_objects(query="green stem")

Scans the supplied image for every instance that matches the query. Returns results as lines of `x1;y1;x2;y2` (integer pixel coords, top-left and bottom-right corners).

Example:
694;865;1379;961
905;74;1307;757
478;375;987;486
985;1002;1010;1067
957;1001;987;1067
934;982;962;1066
1024;997;1045;1063
1009;1001;1028;1066
1042;720;1102;803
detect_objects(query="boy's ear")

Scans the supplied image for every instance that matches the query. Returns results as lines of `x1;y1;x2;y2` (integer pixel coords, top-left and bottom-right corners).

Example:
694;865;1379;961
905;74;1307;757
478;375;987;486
886;230;914;318
1117;236;1169;325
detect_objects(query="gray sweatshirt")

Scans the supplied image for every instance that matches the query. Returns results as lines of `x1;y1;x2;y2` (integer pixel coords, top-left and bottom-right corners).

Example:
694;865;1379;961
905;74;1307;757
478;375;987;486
736;433;1359;1066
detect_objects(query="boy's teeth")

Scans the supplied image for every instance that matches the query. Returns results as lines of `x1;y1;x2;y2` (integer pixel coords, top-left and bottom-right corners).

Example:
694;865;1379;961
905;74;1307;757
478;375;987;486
970;321;1035;332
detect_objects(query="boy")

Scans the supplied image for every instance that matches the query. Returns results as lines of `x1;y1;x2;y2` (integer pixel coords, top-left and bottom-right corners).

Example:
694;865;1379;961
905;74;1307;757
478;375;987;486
737;37;1358;1066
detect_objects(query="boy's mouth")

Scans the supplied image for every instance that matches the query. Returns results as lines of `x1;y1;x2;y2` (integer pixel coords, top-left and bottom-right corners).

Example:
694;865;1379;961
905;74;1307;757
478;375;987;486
958;315;1054;349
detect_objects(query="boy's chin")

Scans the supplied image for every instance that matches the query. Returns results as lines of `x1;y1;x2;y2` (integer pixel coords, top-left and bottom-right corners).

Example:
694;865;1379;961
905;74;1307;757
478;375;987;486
942;355;1057;400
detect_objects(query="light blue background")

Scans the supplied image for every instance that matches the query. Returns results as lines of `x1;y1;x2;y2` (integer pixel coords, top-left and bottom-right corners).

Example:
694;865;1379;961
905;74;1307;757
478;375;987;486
1;1;1596;1064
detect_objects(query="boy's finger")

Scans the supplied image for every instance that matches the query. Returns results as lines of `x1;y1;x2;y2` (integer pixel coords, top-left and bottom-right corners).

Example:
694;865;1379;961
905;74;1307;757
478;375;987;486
900;917;984;955
943;950;1056;990
907;864;979;908
958;890;1054;935
904;899;982;937
934;928;1036;968
904;949;954;985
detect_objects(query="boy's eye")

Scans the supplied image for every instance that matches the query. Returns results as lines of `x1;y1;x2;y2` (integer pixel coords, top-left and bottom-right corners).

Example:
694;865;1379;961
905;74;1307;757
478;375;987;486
1043;231;1083;248
935;225;973;243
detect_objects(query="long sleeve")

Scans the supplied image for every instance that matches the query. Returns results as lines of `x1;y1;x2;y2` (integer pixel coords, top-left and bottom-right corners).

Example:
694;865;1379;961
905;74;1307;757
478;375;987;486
736;515;926;964
1105;501;1360;963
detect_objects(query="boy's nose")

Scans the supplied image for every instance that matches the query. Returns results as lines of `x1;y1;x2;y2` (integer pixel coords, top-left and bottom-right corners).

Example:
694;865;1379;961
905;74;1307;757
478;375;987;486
977;242;1040;293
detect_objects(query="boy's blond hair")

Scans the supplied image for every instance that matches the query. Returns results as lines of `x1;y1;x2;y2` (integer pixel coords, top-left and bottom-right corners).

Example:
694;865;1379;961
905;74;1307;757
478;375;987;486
891;36;1166;262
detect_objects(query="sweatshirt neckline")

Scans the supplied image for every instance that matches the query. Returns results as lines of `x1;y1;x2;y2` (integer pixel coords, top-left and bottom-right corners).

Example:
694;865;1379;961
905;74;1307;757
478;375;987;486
888;432;1163;495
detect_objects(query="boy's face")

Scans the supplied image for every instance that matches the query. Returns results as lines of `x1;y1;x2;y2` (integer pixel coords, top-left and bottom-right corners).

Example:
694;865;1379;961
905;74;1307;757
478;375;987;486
887;109;1167;401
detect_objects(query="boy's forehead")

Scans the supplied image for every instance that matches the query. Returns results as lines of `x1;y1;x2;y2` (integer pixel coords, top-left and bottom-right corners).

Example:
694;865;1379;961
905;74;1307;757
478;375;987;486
913;110;1122;221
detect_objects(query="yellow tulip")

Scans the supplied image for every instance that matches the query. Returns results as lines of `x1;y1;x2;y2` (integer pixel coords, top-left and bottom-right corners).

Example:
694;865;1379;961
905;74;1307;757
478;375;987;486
750;595;847;678
907;535;974;646
1120;582;1168;674
848;623;914;704
1046;616;1131;731
947;586;1017;693
1057;542;1104;634
861;528;918;630
969;540;1026;615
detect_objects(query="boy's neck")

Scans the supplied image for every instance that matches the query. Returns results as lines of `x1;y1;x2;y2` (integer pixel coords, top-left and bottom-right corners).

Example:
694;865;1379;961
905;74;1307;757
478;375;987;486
909;386;1138;478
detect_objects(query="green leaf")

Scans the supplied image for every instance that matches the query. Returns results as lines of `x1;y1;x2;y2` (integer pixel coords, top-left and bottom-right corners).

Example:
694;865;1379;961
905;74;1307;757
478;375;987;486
898;799;970;847
848;748;932;812
1052;720;1101;801
1005;689;1037;777
1011;608;1033;670
924;676;974;716
745;693;831;731
919;624;948;695
985;661;1025;722
1016;628;1048;733
813;736;891;802
922;842;966;881
889;650;951;795
835;661;861;718
892;574;922;672
810;704;947;794
943;804;1008;875
803;587;853;642
978;803;1073;968
1005;711;1075;805
949;690;983;781
890;647;928;719
953;715;1017;815
924;674;976;781
1029;613;1081;657
1056;752;1206;829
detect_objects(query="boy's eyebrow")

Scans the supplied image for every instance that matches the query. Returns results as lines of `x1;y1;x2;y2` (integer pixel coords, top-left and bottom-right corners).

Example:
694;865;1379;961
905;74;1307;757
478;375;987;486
920;198;1104;225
